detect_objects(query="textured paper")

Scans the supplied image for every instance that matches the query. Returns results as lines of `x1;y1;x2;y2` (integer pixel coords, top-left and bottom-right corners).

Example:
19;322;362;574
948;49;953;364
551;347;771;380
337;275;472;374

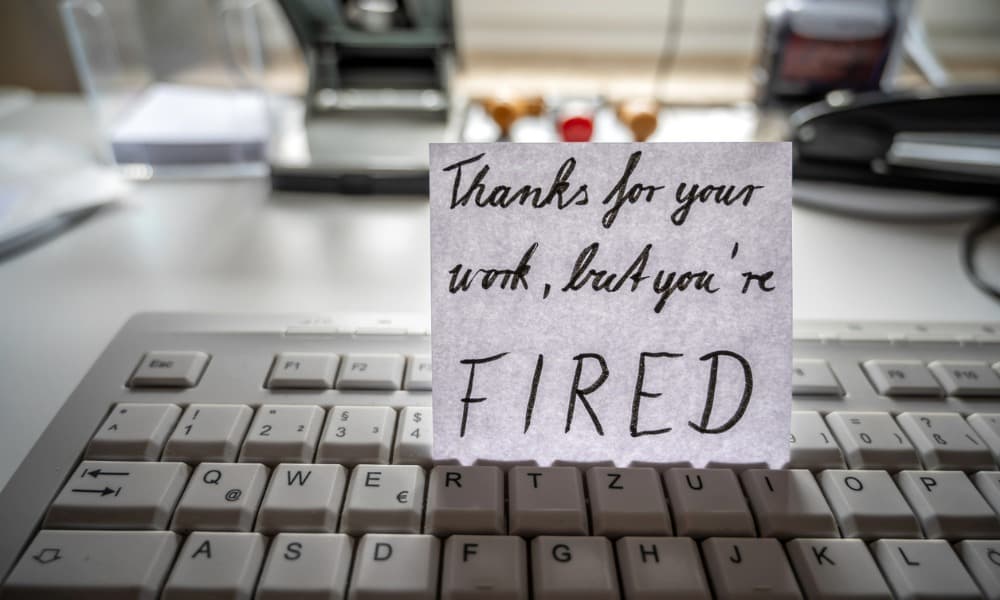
430;143;792;466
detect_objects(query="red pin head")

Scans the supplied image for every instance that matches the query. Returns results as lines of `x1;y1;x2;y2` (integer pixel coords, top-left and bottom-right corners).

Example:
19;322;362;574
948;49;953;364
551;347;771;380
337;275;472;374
559;114;594;142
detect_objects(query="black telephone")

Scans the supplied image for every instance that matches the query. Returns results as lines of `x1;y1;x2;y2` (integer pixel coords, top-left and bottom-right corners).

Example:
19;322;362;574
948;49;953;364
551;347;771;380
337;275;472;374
790;87;1000;196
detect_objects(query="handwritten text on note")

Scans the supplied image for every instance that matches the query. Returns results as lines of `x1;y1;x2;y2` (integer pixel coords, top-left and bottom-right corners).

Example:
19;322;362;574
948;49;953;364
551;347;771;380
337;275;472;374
430;143;792;466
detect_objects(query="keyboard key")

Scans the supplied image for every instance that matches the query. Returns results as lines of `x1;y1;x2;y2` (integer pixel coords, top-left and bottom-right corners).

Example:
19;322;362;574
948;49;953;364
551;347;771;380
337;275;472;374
896;412;994;471
239;404;325;464
256;533;353;600
336;353;405;390
587;467;671;537
896;470;1000;539
973;471;1000;517
974;327;1000;343
871;539;981;600
701;537;802;599
509;466;588;536
818;469;921;539
741;469;838;538
340;465;426;535
86;403;181;461
425;465;505;535
3;530;179;599
404;354;432;391
662;468;755;537
792;359;842;395
393;406;433;466
162;532;266;600
255;464;347;534
826;411;920;470
317;406;396;466
955;540;1000;600
45;460;189;530
929;361;1000;396
130;350;209;387
616;537;711;600
863;360;942;396
349;534;440;599
171;462;269;531
163;404;254;463
786;538;892;600
531;536;620;600
788;411;846;470
968;413;1000;463
354;326;411;336
267;352;339;389
441;535;528;600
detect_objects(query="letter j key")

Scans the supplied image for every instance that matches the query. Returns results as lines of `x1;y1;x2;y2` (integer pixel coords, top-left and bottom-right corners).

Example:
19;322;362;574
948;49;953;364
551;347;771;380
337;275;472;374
701;538;801;599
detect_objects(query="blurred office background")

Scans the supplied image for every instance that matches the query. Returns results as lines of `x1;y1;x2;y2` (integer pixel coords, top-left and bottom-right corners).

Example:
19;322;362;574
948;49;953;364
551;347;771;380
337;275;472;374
3;0;998;99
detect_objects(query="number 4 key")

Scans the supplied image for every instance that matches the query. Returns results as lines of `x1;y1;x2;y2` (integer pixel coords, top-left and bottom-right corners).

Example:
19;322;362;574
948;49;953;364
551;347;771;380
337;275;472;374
393;407;433;466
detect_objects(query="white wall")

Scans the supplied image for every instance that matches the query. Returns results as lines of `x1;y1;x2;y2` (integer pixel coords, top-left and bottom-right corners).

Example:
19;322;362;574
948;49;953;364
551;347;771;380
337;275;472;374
455;0;1000;61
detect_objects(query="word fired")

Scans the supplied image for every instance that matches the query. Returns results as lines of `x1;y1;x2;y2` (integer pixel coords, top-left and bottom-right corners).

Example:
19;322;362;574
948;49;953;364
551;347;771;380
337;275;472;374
430;142;792;466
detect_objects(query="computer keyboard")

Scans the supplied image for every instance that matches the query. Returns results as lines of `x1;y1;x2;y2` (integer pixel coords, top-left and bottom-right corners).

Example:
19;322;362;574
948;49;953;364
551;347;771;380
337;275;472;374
2;314;1000;599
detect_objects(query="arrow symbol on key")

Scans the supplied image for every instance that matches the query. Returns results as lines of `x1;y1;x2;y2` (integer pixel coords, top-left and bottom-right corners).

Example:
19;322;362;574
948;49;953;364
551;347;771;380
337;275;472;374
32;548;62;564
84;469;129;479
71;486;120;497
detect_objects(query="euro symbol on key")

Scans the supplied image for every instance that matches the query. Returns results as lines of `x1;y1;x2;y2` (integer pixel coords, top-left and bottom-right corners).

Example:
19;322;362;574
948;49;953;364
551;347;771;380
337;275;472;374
396;491;409;503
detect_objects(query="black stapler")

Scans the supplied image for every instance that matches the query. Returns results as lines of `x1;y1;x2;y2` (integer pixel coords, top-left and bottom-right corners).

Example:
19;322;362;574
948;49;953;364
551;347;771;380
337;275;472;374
790;87;1000;196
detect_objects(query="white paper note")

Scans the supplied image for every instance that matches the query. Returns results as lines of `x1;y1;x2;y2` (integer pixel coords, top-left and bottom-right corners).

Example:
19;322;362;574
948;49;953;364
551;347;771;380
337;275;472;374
430;143;792;467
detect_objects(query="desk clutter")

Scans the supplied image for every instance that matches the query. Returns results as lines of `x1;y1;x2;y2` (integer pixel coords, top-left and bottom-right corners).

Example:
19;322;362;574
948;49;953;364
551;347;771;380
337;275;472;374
460;94;759;144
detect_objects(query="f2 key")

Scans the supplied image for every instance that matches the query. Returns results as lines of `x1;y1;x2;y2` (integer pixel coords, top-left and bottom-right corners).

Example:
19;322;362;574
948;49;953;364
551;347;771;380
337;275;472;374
336;354;405;390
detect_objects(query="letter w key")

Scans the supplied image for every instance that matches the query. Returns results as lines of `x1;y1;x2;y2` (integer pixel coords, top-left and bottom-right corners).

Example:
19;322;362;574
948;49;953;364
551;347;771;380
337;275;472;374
256;465;348;534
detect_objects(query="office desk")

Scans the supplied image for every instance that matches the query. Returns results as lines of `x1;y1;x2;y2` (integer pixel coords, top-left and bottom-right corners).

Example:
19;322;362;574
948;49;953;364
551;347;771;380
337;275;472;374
0;96;998;489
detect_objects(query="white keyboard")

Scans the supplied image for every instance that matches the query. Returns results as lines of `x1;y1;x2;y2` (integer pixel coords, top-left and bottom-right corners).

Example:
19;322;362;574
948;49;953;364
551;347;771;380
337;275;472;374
2;314;1000;599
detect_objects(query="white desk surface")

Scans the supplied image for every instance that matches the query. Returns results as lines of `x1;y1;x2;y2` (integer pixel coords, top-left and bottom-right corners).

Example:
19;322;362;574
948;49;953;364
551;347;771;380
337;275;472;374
0;96;998;489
